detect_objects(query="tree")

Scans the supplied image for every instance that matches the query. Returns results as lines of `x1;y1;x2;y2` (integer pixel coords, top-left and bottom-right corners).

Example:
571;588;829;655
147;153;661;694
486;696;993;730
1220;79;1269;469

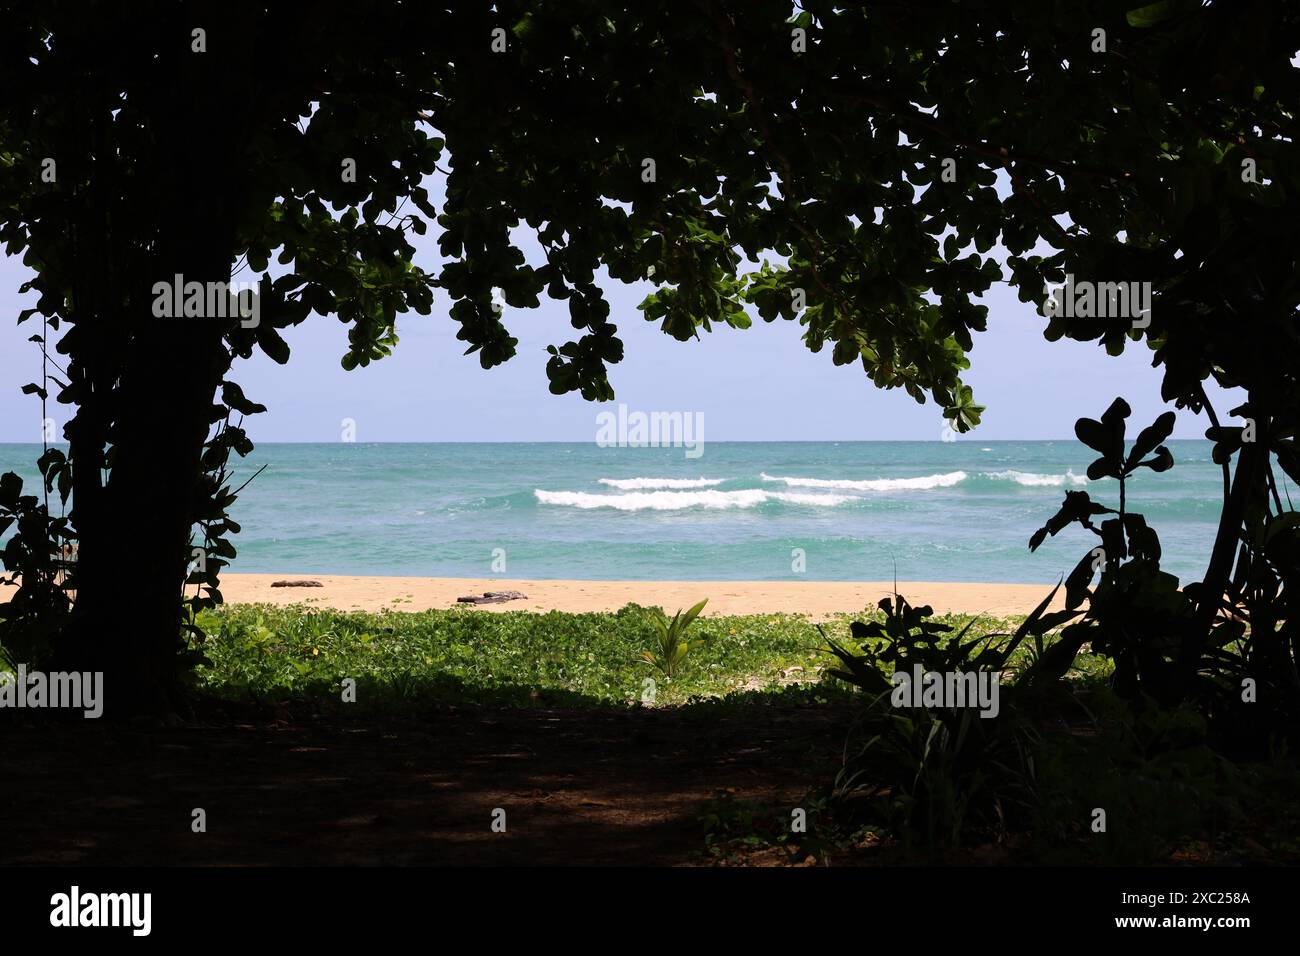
1;0;1296;714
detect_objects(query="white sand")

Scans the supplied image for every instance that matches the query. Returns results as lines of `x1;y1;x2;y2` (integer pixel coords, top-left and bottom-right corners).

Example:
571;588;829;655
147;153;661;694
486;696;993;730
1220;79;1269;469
215;574;1063;620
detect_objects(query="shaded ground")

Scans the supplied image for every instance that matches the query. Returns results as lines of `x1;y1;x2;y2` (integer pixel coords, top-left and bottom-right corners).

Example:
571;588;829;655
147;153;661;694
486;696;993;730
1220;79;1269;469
0;701;850;866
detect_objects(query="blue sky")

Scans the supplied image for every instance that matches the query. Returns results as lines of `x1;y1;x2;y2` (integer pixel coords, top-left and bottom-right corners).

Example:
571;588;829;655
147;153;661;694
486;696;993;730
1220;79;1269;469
0;246;1235;444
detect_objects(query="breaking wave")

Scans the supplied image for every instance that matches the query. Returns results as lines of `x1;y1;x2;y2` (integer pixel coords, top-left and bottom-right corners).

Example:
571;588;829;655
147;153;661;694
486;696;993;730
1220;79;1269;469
982;469;1088;487
534;489;855;511
761;469;1087;491
537;468;1090;511
760;471;968;491
597;477;727;490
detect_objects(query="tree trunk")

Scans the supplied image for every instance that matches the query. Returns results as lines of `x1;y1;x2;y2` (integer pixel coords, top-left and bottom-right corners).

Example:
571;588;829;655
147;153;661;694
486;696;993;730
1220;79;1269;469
1194;411;1266;630
59;22;243;716
67;322;232;716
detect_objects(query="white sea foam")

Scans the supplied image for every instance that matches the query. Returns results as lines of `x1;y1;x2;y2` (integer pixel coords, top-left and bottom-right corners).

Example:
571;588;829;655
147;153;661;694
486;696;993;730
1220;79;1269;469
597;477;726;490
534;488;855;510
759;469;1086;491
982;469;1088;487
760;471;968;491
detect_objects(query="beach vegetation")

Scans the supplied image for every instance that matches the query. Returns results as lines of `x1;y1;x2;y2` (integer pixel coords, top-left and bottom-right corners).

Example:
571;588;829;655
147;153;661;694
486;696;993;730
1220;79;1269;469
183;601;1106;712
818;583;1075;855
639;598;709;680
1026;400;1298;752
804;400;1297;859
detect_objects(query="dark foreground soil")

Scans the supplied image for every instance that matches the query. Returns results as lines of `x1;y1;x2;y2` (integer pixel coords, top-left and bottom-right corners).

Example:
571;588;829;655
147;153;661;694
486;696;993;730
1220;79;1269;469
0;702;850;866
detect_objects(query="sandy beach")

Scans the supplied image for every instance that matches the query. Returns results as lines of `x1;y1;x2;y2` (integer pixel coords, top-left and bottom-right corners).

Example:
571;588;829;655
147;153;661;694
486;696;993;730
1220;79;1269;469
216;574;1062;619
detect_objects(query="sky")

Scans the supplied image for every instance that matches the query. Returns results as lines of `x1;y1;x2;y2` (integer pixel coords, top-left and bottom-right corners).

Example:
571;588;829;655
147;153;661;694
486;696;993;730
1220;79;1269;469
0;235;1236;445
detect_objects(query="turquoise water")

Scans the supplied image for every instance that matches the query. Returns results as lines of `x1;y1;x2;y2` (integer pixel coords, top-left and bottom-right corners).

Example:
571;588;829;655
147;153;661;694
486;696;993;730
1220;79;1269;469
0;441;1223;584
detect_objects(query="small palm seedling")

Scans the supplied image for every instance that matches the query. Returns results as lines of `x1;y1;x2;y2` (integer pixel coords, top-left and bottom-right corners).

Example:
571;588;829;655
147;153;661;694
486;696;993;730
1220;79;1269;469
640;599;708;679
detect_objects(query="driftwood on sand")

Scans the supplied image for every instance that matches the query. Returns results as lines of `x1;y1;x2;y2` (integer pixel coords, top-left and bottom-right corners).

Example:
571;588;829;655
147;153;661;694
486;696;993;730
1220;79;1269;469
456;591;529;604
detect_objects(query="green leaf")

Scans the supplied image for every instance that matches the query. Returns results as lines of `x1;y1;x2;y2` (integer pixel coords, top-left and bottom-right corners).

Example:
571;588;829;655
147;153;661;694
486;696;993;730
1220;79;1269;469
1126;2;1179;28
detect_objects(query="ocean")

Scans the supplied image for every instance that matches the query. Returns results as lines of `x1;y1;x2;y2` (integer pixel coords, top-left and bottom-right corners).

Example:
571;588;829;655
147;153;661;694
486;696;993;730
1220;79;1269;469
0;440;1224;585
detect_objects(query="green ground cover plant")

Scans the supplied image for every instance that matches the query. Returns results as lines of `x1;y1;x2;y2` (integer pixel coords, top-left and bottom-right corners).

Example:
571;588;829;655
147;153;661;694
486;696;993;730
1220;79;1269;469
190;601;1087;711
